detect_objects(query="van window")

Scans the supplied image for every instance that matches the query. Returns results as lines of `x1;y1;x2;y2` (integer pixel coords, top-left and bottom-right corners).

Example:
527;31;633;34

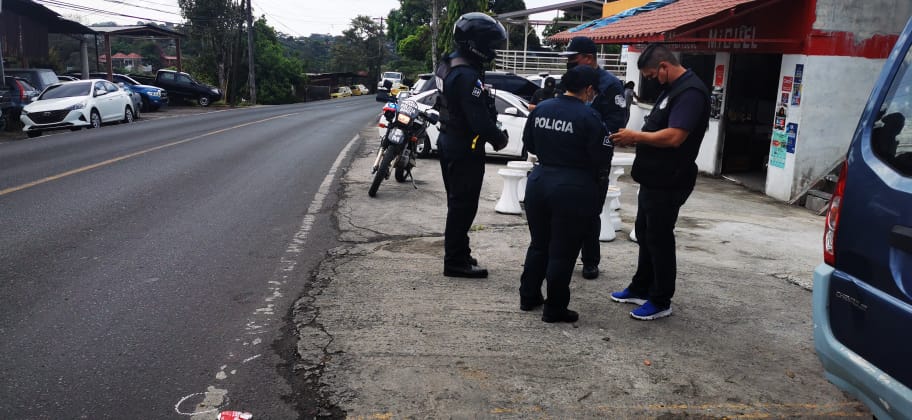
871;47;912;177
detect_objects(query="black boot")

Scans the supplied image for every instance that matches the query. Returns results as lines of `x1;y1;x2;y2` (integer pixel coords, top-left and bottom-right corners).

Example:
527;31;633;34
444;263;488;278
542;309;579;323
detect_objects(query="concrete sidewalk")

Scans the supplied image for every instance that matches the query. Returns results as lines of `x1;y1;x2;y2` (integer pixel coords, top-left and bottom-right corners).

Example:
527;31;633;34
292;124;867;418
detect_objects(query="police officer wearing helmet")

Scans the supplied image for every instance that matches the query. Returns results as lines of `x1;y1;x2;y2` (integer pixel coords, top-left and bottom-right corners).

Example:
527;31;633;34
433;12;509;278
519;66;613;323
559;36;626;281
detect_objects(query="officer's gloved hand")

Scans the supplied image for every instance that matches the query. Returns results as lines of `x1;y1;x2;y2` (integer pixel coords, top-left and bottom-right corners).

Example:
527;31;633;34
491;130;509;151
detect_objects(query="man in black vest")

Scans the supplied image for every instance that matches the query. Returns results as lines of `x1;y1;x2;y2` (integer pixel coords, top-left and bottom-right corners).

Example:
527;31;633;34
607;44;710;320
433;13;509;278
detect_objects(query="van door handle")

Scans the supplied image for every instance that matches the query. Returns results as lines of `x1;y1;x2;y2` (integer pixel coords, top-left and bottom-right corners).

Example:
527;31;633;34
890;225;912;253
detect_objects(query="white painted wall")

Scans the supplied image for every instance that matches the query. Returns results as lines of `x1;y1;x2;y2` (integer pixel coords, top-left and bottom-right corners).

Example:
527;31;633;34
814;0;911;37
766;55;885;201
696;53;730;176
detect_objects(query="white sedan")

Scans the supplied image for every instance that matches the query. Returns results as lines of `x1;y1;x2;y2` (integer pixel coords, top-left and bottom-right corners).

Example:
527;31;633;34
21;79;136;138
378;88;531;159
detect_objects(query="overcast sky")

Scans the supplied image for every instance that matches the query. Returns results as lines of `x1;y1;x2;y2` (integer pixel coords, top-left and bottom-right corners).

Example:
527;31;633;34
43;0;566;37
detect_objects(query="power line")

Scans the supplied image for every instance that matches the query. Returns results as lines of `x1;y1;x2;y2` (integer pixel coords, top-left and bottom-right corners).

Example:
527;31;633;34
99;0;180;15
251;0;304;37
36;0;183;24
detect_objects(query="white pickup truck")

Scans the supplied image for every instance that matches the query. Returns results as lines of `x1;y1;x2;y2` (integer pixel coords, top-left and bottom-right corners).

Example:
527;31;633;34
377;71;403;90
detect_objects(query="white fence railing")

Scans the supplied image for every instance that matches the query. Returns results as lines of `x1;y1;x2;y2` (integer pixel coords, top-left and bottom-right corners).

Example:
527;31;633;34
495;50;627;79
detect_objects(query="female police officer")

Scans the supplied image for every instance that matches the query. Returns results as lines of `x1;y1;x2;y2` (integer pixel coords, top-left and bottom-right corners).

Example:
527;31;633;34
518;66;614;323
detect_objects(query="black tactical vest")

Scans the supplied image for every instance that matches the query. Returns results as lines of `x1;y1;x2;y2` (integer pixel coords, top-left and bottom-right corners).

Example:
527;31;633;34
631;71;710;189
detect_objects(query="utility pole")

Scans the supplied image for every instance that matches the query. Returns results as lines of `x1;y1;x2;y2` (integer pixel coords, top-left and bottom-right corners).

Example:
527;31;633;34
246;0;257;105
373;17;385;86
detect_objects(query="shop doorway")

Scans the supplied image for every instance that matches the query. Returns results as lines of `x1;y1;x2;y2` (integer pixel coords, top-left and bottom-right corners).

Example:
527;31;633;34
720;54;782;191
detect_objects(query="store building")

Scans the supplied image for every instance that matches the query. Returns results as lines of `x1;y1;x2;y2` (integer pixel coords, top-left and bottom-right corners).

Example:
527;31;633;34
551;0;910;202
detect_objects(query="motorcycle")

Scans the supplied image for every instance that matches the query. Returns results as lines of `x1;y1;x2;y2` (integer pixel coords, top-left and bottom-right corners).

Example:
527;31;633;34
369;93;439;197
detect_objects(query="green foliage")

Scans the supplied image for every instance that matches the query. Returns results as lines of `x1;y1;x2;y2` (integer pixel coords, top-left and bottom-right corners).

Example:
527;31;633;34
330;16;385;82
397;25;431;62
251;18;304;104
178;0;245;94
439;0;489;55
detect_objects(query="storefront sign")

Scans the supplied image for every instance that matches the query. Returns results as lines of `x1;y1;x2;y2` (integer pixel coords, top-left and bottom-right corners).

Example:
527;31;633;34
707;25;759;49
786;123;798;153
770;131;788;168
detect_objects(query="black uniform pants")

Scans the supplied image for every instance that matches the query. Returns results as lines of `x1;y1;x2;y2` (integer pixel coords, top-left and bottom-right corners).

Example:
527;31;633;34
580;171;610;267
626;185;692;308
520;166;598;316
439;151;486;267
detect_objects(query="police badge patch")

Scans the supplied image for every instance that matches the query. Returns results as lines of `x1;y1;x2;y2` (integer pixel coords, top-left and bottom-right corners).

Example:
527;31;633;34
614;94;627;108
472;79;483;97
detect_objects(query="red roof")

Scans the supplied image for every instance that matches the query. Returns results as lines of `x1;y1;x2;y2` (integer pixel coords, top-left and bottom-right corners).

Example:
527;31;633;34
550;0;770;43
125;53;143;59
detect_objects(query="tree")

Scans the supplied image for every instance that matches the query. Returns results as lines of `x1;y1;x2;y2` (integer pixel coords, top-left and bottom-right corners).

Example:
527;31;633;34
438;0;489;55
177;0;246;97
248;18;304;104
330;16;385;84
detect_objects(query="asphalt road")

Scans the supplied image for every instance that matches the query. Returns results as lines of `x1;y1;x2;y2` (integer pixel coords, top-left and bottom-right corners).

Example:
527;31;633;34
0;96;380;418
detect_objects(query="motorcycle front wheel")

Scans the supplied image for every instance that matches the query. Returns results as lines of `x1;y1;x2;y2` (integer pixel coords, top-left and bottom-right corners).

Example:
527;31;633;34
369;147;396;197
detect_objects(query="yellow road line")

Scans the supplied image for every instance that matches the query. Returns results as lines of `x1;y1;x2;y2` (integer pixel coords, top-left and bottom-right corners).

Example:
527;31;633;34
0;112;300;197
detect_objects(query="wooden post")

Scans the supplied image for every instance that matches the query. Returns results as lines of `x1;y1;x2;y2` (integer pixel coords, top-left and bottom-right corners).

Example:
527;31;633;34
176;38;182;73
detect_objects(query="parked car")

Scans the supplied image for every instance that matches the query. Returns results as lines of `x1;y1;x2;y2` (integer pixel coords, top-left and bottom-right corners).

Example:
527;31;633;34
1;76;40;127
526;72;562;89
119;83;143;119
20;79;136;138
73;72;168;111
57;75;80;82
331;86;352;99
351;85;368;96
485;71;540;101
376;88;530;159
4;68;60;92
813;15;912;420
128;69;220;106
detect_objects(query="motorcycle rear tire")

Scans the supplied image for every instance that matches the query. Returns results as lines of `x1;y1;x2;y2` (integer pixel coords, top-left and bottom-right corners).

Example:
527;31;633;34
369;148;396;197
394;167;408;183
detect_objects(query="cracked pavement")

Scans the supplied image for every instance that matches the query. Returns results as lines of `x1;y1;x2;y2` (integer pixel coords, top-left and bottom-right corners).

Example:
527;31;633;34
290;123;868;418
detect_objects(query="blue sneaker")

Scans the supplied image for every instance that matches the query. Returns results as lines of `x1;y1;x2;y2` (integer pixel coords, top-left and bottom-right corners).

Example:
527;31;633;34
610;288;647;305
630;301;673;320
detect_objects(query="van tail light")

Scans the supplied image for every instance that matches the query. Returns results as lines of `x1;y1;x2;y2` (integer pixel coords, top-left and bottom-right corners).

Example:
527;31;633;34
824;161;848;266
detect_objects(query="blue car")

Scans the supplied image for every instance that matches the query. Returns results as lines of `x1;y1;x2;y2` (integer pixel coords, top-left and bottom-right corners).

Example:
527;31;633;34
81;72;168;111
814;15;912;420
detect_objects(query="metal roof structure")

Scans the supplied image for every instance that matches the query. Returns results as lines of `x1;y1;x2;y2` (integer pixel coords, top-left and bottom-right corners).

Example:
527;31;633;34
2;0;95;34
496;0;606;26
549;0;775;44
91;25;185;39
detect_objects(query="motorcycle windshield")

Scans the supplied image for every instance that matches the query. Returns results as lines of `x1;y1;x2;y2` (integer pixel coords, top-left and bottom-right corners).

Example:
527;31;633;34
397;100;420;120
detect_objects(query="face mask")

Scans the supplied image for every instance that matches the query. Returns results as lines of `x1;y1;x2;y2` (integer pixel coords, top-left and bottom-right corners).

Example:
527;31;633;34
584;89;596;106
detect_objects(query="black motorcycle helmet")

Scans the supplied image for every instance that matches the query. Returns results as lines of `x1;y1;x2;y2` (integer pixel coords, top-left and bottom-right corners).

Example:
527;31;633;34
454;12;507;63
